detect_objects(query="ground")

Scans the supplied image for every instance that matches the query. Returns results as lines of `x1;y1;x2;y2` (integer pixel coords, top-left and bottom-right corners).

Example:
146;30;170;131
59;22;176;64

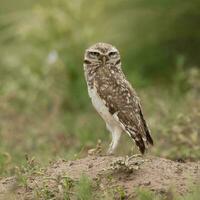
0;155;199;199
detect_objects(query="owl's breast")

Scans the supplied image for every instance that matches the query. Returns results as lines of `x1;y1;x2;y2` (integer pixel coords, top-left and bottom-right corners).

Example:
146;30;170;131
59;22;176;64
88;85;115;124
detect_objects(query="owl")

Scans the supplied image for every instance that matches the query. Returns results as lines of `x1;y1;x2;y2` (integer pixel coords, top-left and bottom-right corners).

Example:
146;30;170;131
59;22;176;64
83;43;153;155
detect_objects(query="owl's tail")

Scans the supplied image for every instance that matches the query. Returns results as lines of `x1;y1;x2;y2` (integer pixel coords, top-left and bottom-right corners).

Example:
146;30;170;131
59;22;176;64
139;108;154;147
130;132;153;154
134;135;146;154
125;125;153;154
145;129;154;146
133;132;151;154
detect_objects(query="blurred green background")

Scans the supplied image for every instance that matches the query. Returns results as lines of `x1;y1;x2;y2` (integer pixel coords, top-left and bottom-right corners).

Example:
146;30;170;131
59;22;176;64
0;0;199;175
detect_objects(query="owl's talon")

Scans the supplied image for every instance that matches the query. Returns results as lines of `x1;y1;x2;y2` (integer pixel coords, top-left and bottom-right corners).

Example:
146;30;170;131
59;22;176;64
106;149;114;156
106;153;113;156
127;154;142;161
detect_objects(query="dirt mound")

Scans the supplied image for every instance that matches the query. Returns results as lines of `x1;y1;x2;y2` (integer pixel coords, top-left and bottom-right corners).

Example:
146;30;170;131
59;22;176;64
0;156;199;199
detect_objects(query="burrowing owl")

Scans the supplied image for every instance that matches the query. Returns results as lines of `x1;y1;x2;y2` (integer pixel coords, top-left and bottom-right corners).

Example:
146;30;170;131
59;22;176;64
83;43;153;155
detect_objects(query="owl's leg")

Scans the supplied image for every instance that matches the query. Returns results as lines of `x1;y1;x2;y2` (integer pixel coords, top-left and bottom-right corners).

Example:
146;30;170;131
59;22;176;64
106;124;122;155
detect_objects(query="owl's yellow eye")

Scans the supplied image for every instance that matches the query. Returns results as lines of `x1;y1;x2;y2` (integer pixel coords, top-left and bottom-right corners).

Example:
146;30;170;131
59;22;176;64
88;51;100;59
108;51;118;58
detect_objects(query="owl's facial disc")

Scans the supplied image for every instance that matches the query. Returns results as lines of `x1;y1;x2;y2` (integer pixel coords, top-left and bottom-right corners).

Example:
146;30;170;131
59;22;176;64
84;43;121;67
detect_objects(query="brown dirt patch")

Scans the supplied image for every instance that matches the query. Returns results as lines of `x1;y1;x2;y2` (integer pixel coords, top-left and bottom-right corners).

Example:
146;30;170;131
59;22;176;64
0;156;199;199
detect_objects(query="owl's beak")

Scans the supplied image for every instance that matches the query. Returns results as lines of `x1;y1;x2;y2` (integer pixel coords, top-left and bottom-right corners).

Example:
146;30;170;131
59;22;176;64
102;55;107;66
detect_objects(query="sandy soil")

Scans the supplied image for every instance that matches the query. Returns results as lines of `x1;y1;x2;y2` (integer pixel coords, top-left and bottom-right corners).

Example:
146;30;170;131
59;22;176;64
0;155;199;199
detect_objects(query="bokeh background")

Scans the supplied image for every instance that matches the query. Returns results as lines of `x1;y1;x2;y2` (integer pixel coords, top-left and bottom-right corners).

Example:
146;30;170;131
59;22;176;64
0;0;199;175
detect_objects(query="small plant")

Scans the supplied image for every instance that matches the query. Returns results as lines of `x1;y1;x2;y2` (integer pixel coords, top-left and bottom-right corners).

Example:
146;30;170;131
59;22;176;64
15;170;28;189
114;186;127;200
35;184;56;200
135;188;162;200
102;186;127;200
75;175;93;200
0;152;11;175
109;156;144;174
59;176;75;200
177;185;200;200
15;155;42;191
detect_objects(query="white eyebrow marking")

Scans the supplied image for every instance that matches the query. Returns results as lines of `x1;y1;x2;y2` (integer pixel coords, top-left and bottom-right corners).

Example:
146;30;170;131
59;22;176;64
87;50;101;53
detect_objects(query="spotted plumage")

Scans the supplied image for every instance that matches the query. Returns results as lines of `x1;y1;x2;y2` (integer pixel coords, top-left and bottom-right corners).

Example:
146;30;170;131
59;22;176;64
83;43;153;154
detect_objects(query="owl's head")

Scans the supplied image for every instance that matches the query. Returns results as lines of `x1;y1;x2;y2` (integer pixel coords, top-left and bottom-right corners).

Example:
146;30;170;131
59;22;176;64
84;43;121;67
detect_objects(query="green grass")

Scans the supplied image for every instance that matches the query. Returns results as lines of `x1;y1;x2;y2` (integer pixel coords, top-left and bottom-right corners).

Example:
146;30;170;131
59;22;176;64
178;186;200;200
136;188;162;200
135;186;200;200
75;175;94;200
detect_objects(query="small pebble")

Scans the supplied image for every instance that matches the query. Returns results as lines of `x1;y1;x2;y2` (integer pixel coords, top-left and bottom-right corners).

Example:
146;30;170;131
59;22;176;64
88;163;93;168
143;181;151;186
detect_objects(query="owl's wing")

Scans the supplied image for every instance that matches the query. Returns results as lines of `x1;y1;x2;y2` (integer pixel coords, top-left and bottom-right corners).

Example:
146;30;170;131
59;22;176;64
95;78;153;154
114;100;153;154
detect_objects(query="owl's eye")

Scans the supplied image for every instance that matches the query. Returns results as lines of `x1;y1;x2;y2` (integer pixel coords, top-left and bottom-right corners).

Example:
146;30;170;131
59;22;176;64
88;51;100;59
108;51;118;59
